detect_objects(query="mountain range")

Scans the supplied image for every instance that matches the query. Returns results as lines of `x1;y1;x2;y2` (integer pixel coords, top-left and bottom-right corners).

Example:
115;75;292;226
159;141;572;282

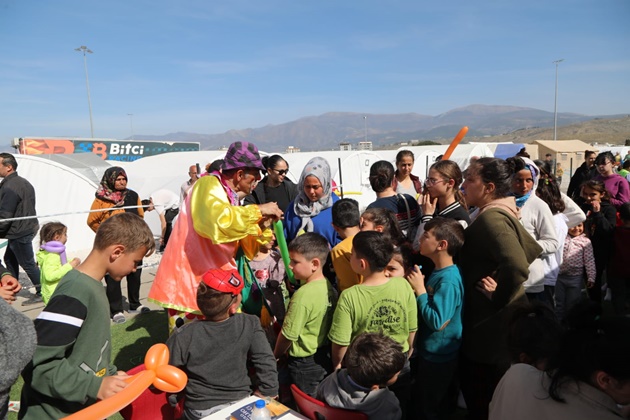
132;104;629;151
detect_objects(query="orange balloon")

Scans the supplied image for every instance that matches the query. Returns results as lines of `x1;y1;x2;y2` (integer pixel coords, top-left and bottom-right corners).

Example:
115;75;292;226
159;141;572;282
123;372;143;384
61;343;188;420
442;126;469;161
154;365;188;393
144;343;170;371
62;370;155;420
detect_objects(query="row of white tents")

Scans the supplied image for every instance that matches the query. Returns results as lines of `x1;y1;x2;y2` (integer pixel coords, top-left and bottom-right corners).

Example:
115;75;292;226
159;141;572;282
7;140;622;257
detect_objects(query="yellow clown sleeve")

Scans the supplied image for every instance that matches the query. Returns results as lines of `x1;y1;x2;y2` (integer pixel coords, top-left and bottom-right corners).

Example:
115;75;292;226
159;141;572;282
190;176;263;244
240;225;274;260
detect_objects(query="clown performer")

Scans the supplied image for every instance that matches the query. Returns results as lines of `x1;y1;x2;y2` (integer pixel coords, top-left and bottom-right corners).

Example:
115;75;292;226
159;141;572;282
148;141;283;333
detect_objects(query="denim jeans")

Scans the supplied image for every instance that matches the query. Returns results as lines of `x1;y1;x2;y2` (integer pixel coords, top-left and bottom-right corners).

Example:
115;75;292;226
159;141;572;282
288;346;332;396
4;233;41;292
555;274;585;321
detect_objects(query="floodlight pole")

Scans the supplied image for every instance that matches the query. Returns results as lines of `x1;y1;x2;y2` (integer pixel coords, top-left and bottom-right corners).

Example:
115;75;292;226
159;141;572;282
553;59;564;141
363;115;367;142
128;113;134;140
75;46;95;138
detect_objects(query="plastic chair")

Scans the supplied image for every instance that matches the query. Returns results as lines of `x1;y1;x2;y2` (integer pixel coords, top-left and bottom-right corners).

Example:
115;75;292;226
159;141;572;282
290;384;369;420
119;364;184;420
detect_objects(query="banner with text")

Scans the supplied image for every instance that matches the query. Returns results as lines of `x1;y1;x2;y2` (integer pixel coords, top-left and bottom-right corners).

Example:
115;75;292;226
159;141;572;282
17;138;200;162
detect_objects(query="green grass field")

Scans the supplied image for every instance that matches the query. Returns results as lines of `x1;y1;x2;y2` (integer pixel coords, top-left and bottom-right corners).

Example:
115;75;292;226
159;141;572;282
9;310;169;420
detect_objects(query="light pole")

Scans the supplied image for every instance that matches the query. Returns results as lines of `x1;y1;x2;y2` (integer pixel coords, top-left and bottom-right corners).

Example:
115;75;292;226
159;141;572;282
128;114;134;140
553;59;564;141
75;46;95;138
363;115;367;142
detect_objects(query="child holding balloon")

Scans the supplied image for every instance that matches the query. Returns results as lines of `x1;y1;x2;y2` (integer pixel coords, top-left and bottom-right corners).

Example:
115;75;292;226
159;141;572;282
250;231;288;322
19;213;155;420
36;222;81;304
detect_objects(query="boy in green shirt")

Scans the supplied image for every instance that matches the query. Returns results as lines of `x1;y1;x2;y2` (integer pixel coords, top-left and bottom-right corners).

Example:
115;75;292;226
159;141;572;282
329;231;417;368
273;233;337;396
328;230;417;415
19;213;155;419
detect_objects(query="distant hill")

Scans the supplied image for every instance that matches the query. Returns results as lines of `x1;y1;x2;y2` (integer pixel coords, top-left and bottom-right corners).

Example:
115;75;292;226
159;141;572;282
462;115;630;146
131;105;628;151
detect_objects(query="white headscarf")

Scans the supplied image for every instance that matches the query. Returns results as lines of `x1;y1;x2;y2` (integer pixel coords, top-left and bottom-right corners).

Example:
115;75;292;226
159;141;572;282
294;157;333;233
513;157;540;208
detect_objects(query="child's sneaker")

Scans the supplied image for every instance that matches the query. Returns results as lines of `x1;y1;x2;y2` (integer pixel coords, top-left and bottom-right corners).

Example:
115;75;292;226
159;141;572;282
129;305;151;314
22;294;43;306
112;312;126;323
604;287;612;302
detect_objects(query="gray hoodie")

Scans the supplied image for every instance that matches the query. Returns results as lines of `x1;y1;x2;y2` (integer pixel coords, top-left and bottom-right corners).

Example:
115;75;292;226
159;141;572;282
0;298;36;420
315;370;401;420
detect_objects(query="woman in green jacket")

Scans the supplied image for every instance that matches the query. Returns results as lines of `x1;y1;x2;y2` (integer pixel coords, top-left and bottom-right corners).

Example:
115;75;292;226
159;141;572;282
458;157;542;420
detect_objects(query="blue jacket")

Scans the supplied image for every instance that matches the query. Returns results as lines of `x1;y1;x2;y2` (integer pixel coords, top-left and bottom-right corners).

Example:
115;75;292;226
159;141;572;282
284;194;341;247
417;264;464;362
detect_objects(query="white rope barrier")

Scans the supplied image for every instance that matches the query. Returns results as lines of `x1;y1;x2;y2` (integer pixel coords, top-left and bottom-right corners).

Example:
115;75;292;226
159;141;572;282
0;205;145;224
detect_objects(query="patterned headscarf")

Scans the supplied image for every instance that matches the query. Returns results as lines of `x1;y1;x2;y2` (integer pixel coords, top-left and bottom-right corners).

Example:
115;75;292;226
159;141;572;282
294;157;333;233
95;167;128;205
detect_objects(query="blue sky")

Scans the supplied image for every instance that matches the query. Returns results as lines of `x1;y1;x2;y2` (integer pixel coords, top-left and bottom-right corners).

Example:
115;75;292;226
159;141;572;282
0;0;628;144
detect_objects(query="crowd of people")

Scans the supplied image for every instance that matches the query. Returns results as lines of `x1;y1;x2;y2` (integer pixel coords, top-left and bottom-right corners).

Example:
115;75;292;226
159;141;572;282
1;144;630;420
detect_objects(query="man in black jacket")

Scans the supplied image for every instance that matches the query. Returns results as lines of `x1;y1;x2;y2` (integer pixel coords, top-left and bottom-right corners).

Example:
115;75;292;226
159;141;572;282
567;150;598;204
0;153;42;305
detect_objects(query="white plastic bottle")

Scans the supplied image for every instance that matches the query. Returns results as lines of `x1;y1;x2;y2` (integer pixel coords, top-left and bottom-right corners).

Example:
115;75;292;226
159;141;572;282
250;399;272;420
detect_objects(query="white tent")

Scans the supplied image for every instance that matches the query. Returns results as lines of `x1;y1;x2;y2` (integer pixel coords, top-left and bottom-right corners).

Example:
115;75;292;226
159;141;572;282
33;153;112;185
0;154;107;259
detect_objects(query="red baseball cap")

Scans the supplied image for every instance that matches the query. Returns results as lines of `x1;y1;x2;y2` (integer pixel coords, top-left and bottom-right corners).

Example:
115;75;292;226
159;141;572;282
201;268;244;296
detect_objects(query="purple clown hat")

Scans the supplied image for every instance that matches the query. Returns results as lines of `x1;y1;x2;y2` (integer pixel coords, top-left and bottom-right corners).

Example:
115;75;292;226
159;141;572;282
221;141;265;171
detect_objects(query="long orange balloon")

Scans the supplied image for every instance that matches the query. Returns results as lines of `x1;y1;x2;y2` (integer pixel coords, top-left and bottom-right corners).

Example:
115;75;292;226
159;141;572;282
62;370;156;420
441;126;469;161
62;343;187;420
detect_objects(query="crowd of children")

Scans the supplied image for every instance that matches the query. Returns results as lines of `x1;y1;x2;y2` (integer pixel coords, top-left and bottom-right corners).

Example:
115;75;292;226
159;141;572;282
3;148;630;420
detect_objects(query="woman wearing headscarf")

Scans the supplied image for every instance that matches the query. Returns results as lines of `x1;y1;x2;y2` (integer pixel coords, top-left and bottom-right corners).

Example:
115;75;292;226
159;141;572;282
284;157;341;247
506;156;559;303
87;166;146;324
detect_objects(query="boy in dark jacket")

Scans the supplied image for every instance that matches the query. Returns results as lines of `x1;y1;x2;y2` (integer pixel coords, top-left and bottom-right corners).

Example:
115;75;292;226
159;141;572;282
167;268;278;419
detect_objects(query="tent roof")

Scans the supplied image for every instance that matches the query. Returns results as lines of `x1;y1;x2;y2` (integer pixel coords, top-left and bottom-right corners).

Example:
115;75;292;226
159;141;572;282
32;153;111;184
533;140;595;153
